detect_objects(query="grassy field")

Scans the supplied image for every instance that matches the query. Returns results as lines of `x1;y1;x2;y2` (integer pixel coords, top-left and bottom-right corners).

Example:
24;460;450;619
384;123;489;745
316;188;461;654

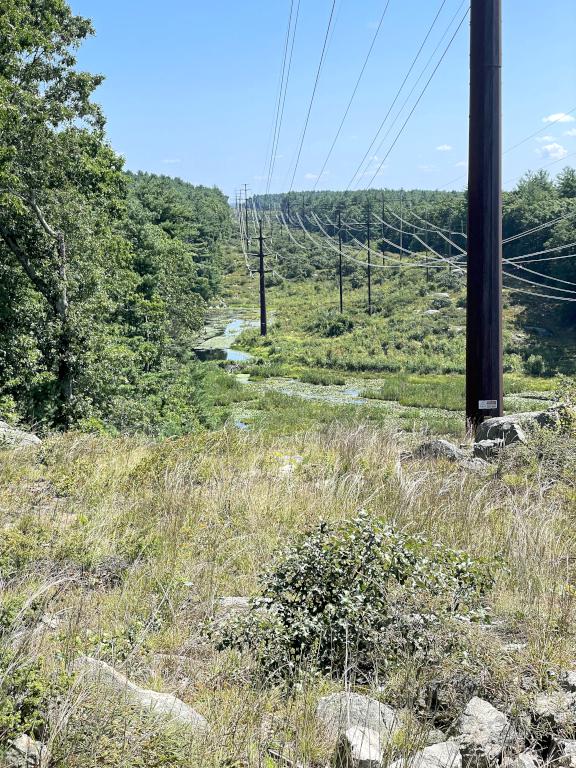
1;418;575;766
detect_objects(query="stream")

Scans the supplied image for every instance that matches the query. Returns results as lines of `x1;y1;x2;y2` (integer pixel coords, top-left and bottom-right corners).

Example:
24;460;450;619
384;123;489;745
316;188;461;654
194;309;554;428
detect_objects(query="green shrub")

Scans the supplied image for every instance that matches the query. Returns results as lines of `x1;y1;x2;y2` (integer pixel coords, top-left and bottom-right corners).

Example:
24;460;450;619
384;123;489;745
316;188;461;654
299;370;345;386
524;354;545;376
0;649;61;742
218;513;494;680
308;309;354;338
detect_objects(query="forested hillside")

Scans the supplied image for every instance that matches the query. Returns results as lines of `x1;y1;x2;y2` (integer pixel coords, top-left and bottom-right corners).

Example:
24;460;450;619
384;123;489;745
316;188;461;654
0;3;231;433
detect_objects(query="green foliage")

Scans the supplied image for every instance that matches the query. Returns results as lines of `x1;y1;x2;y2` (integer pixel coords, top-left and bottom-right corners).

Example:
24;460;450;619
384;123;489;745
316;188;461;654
219;513;494;679
299;369;346;386
0;649;56;742
308;309;354;338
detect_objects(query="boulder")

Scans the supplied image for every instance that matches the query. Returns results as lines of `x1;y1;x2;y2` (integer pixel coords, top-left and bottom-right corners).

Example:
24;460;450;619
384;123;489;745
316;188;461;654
5;735;49;768
473;439;504;461
476;411;559;442
74;656;208;732
563;672;576;694
411;440;469;463
388;741;462;768
217;596;251;615
532;691;576;730
457;697;523;767
501;752;540;768
334;726;382;768
317;692;399;744
0;422;41;449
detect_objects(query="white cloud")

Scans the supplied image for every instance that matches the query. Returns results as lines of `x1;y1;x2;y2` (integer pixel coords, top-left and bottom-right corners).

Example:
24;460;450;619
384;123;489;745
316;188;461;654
543;112;575;124
565;128;576;137
535;135;555;142
538;142;568;161
436;144;452;152
163;157;181;164
455;160;467;167
418;164;436;172
304;171;329;180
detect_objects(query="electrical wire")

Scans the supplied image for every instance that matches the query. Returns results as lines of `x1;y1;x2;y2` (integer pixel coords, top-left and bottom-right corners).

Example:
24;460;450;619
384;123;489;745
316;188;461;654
346;0;450;190
310;0;392;191
361;6;470;190
287;0;337;191
265;0;301;197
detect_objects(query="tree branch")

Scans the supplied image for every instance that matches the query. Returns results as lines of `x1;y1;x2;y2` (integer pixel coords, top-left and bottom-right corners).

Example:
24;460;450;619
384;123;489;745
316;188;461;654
0;226;54;302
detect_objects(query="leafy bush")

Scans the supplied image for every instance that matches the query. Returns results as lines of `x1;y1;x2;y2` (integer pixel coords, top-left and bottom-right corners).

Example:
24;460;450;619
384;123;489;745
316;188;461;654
524;354;545;376
0;649;59;742
218;513;494;680
308;309;354;338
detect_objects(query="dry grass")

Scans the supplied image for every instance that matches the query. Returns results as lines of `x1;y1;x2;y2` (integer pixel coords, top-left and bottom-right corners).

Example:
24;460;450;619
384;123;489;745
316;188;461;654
1;423;575;765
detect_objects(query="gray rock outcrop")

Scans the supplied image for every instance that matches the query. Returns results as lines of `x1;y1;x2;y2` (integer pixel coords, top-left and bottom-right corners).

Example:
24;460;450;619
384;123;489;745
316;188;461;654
5;735;49;768
0;421;41;449
473;439;504;460
316;692;399;744
532;691;576;730
476;410;559;442
457;697;523;767
334;726;383;768
388;741;462;768
74;655;208;731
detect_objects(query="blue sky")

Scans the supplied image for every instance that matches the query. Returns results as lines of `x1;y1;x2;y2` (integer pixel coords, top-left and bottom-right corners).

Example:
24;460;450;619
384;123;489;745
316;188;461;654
71;1;576;199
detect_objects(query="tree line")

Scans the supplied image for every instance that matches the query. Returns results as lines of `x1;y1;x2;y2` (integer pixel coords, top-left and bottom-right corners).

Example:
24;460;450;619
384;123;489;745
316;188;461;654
0;2;232;433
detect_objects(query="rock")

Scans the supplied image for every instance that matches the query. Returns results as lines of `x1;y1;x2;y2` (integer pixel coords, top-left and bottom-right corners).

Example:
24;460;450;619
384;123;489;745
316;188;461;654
5;735;49;768
217;596;251;615
0;422;41;449
334;726;382;768
532;691;576;730
457;697;523;767
501;751;540;768
427;729;449;746
476;410;559;442
424;309;441;315
412;440;469;463
556;739;576;767
473;439;504;461
317;692;399;744
74;656;208;732
562;672;576;693
388;741;462;768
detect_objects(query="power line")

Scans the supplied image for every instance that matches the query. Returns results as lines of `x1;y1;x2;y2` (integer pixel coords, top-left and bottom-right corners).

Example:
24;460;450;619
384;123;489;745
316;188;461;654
265;0;301;196
346;0;450;190
287;0;337;191
361;6;470;190
311;0;393;191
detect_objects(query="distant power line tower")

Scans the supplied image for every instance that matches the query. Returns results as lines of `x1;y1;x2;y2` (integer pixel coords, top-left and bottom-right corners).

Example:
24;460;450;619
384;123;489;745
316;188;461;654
466;0;503;433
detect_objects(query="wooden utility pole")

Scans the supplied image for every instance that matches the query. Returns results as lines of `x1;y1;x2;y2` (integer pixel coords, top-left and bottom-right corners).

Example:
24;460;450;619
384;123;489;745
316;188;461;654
466;0;503;433
366;201;372;315
258;218;267;336
338;210;343;313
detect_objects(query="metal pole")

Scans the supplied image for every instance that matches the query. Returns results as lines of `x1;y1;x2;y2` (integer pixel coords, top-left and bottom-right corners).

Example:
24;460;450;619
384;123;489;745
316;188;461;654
466;0;503;433
338;210;343;313
258;218;267;336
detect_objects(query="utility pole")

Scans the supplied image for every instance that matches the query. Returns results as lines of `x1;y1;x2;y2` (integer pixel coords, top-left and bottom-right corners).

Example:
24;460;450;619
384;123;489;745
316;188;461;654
381;191;386;265
399;189;404;256
243;183;250;253
338;210;343;313
367;200;372;315
466;0;503;432
257;218;267;336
